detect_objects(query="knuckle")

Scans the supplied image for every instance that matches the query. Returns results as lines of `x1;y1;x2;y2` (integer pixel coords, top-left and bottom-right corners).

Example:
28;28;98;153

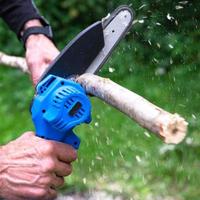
46;159;56;172
60;177;65;186
55;177;65;188
65;164;72;176
43;142;55;155
23;131;34;137
70;149;77;161
36;188;48;199
28;188;48;199
28;60;38;68
42;158;56;172
43;176;53;186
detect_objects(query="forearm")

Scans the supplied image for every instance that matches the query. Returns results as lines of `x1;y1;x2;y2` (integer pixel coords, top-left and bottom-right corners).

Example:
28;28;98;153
0;0;44;37
0;1;59;85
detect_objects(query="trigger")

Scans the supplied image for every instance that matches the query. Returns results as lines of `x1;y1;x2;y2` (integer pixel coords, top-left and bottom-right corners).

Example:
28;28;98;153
64;130;80;149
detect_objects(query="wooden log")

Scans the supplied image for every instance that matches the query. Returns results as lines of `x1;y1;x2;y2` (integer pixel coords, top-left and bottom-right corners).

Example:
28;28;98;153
76;74;188;144
0;52;28;73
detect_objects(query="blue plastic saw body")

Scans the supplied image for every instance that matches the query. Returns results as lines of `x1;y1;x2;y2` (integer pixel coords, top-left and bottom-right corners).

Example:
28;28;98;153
31;75;91;149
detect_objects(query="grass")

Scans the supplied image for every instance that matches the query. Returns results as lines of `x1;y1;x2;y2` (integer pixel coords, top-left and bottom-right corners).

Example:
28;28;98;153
0;44;199;200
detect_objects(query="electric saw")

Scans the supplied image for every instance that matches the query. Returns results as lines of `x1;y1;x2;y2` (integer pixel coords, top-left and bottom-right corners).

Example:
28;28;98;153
31;5;134;149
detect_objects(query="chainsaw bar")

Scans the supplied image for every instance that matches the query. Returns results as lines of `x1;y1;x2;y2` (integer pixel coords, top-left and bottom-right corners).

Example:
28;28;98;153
86;5;134;73
39;5;134;82
39;21;104;81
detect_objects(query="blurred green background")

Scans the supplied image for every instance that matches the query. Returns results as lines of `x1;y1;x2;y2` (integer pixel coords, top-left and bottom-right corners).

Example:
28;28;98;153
0;0;199;199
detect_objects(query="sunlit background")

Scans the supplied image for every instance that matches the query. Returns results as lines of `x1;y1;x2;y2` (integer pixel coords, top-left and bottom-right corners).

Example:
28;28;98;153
0;1;199;199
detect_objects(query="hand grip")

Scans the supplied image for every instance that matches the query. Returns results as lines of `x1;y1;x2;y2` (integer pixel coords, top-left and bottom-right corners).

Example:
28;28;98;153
63;130;80;149
31;75;92;149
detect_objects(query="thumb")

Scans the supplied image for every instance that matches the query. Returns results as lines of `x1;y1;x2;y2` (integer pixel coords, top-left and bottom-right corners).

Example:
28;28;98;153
31;63;48;86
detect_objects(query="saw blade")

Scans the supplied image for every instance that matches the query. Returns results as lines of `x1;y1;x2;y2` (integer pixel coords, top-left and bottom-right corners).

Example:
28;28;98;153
39;5;134;83
85;6;134;73
39;21;105;81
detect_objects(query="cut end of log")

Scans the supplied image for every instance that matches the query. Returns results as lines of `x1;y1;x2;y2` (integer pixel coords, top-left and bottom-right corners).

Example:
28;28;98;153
159;113;188;144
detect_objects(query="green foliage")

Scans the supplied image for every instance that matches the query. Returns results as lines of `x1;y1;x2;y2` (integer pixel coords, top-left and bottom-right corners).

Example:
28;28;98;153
0;0;199;69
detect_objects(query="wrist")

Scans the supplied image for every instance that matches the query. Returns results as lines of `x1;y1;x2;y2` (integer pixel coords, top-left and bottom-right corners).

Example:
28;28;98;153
21;19;43;36
21;19;44;48
25;34;47;49
20;21;53;49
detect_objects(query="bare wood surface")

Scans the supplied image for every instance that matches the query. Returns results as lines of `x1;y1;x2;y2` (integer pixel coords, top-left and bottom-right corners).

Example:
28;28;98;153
76;74;188;144
0;51;28;73
0;51;188;144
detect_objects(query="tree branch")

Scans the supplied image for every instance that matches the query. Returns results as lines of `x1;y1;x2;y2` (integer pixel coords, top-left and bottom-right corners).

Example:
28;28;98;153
0;52;29;73
0;51;188;144
76;74;188;144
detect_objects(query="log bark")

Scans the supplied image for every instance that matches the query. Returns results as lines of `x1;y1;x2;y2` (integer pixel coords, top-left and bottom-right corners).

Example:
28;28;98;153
0;51;188;144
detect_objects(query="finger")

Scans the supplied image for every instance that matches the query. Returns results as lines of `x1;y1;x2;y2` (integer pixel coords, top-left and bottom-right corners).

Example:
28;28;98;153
55;161;72;177
44;53;58;64
47;188;57;200
13;186;57;200
53;142;77;163
46;46;60;61
31;63;48;86
50;174;65;188
38;173;64;189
